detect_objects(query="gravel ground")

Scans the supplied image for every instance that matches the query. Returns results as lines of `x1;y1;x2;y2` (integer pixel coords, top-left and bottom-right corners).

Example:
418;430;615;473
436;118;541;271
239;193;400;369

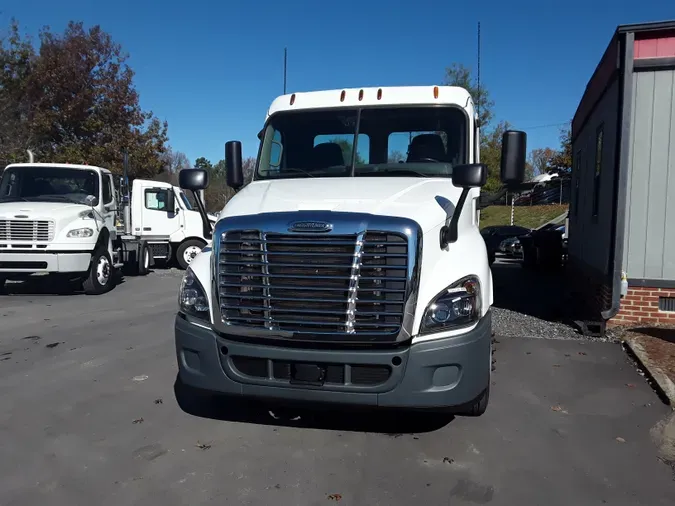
490;256;618;342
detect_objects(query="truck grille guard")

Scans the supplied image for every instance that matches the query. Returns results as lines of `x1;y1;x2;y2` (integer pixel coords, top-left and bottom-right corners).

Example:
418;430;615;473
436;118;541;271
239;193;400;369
210;211;422;344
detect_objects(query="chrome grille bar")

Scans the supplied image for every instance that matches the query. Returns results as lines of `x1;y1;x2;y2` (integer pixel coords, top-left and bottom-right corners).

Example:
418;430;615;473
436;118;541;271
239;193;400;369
0;220;55;242
218;229;410;340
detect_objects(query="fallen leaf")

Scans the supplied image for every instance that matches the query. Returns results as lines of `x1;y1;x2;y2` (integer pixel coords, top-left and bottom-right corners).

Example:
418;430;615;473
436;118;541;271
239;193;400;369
132;418;144;424
626;383;635;388
327;493;342;501
525;352;532;355
154;398;163;404
578;351;587;356
196;442;211;450
551;405;563;411
443;457;455;464
564;353;571;357
132;375;148;382
553;364;561;368
45;342;60;349
616;437;626;443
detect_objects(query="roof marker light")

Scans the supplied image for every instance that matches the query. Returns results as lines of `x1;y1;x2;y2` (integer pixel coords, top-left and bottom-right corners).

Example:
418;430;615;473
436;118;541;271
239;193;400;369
358;89;364;101
290;93;296;105
433;86;439;99
377;88;382;100
340;90;346;102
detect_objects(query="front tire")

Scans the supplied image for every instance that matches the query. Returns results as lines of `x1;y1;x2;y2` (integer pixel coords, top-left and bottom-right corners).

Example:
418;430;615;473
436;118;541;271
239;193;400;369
455;385;490;417
176;239;205;270
83;247;115;295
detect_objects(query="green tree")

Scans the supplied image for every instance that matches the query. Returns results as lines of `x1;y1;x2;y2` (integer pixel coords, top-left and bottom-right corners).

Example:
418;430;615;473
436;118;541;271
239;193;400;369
194;157;212;170
443;63;494;129
550;123;572;172
0;20;168;176
479;120;511;193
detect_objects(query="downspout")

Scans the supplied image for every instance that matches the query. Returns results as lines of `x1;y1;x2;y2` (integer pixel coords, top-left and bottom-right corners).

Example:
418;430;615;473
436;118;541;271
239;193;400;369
27;150;35;163
601;31;634;320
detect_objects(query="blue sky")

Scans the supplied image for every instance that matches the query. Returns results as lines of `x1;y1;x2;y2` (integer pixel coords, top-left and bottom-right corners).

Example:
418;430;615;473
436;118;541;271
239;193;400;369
2;0;673;164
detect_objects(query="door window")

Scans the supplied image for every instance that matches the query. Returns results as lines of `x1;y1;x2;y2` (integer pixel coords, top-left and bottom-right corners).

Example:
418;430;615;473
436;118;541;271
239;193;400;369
144;189;170;211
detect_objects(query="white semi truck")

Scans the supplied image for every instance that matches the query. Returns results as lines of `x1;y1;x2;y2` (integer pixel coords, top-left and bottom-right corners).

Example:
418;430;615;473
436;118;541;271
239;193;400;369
174;85;526;416
0;162;215;294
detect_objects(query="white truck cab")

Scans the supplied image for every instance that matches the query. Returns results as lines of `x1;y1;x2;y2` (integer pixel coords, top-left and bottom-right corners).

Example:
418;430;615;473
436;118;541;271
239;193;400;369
128;178;217;269
174;85;526;416
0;162;214;294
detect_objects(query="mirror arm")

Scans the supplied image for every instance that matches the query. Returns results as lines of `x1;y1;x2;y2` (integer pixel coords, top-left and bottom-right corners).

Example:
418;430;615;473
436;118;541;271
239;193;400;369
190;189;212;239
439;187;470;249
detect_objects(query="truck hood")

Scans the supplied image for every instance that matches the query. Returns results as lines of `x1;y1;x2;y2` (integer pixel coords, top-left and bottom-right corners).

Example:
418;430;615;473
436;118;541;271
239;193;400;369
0;201;89;221
220;177;465;233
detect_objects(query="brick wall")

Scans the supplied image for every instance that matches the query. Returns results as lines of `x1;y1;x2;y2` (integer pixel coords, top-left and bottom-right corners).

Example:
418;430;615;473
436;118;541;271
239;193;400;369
611;287;675;326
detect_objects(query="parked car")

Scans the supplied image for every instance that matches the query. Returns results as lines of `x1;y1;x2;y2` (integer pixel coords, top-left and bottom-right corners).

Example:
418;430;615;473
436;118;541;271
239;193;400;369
520;223;566;270
499;236;523;257
481;225;532;264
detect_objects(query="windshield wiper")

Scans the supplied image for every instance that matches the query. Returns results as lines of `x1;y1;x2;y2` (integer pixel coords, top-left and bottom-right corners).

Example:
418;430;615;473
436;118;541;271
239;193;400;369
0;196;30;202
32;195;87;205
264;168;321;178
358;169;429;178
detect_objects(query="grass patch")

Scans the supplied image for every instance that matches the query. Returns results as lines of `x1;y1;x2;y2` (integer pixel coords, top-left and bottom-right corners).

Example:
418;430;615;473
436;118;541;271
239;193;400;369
479;204;569;230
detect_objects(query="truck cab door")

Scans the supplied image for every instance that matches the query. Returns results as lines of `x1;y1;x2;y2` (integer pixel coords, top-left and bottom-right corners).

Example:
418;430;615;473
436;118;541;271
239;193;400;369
101;174;117;239
139;185;182;239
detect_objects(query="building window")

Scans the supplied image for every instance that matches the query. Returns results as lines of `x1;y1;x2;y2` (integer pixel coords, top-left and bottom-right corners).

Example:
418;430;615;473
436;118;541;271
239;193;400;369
592;124;603;218
573;150;581;218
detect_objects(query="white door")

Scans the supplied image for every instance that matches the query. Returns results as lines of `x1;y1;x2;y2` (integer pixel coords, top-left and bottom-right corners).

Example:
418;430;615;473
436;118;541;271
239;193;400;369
139;186;182;238
101;173;117;241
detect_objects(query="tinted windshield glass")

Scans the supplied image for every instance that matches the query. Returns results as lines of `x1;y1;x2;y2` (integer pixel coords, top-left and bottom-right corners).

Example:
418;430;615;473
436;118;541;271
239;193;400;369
179;191;193;210
256;106;467;180
0;166;100;204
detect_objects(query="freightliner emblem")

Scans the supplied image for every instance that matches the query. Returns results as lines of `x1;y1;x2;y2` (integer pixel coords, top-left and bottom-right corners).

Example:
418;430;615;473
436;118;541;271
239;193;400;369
288;221;333;233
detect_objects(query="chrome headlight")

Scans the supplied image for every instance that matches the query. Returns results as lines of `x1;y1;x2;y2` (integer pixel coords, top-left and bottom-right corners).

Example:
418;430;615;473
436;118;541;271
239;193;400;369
66;227;94;238
420;276;482;335
179;267;210;322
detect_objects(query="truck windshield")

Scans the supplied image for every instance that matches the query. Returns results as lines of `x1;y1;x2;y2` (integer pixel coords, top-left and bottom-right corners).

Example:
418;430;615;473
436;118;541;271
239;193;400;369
256;105;467;180
179;190;193;210
0;165;100;205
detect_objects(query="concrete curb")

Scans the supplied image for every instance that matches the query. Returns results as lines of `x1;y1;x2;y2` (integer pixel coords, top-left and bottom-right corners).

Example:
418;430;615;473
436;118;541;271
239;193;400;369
623;335;675;408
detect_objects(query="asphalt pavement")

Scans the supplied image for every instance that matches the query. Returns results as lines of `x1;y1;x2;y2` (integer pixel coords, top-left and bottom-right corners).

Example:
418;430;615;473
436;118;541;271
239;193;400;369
0;270;673;505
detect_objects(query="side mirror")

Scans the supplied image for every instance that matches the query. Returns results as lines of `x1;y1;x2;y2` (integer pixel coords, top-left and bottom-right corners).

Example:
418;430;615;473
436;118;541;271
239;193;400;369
85;194;98;207
500;130;527;186
452;163;487;189
179;168;209;191
166;189;176;213
225;140;244;190
441;163;488;249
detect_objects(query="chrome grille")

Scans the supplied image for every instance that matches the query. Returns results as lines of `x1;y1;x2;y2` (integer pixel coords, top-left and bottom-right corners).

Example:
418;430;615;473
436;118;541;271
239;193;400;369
0;220;55;242
218;230;409;340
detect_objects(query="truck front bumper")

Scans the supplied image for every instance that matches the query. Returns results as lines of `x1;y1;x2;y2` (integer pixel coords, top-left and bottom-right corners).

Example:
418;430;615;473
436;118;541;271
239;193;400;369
0;251;91;274
175;311;492;410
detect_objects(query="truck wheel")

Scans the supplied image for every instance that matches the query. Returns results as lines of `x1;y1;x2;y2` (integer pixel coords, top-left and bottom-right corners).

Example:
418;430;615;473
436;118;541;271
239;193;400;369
176;239;205;270
457;386;490;417
83;247;115;295
138;242;151;276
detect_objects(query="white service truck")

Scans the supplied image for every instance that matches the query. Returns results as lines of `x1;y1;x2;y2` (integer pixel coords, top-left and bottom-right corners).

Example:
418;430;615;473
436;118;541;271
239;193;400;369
0;162;215;294
174;85;526;416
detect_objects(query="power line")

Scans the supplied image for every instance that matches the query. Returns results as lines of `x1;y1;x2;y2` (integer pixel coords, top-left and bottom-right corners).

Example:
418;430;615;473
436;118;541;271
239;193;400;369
518;121;570;130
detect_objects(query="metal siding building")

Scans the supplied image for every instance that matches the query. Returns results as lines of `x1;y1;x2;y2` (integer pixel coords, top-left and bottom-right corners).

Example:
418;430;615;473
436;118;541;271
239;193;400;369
569;20;675;327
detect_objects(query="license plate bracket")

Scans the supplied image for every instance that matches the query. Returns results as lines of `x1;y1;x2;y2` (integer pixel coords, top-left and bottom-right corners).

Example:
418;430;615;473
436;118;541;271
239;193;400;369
290;363;326;385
